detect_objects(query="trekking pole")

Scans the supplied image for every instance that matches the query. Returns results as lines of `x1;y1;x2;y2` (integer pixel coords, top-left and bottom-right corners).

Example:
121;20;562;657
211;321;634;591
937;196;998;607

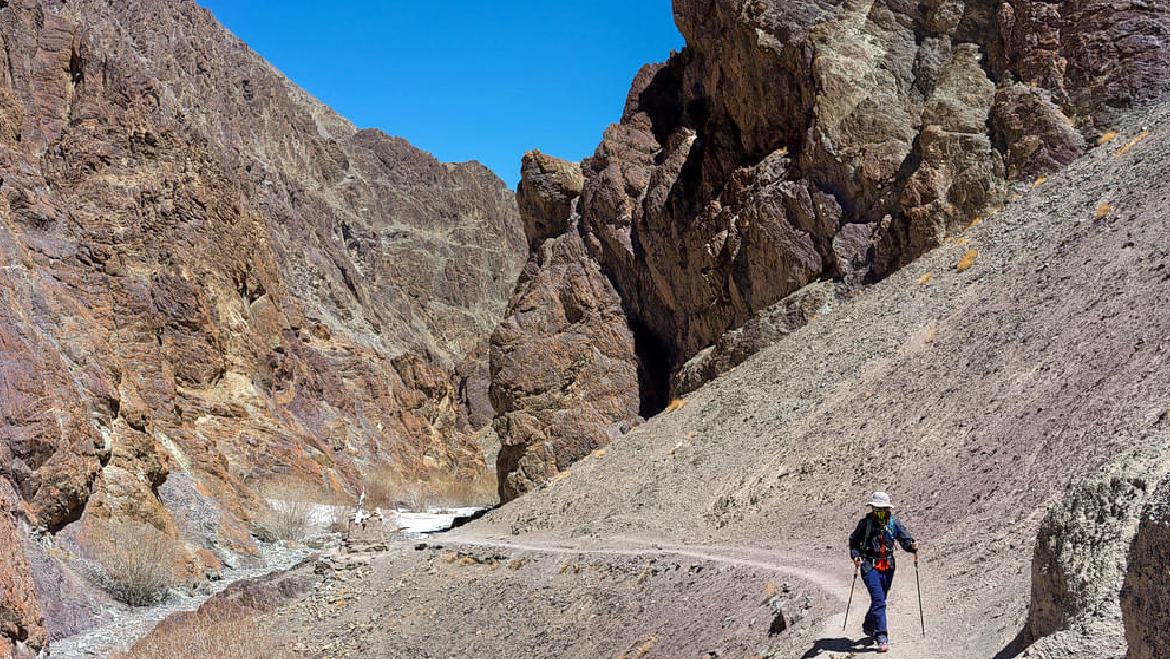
843;567;858;631
914;555;925;637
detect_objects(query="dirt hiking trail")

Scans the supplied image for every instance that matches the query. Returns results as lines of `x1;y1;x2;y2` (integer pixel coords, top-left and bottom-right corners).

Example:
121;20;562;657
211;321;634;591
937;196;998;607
447;533;952;659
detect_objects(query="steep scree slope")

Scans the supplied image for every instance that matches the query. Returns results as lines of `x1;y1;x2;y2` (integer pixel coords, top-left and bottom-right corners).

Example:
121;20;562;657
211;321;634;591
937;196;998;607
0;1;524;655
466;98;1170;658
489;0;1170;499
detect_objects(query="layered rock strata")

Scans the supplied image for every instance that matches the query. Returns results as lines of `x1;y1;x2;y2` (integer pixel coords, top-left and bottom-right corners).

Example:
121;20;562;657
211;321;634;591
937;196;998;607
0;0;525;653
492;0;1170;499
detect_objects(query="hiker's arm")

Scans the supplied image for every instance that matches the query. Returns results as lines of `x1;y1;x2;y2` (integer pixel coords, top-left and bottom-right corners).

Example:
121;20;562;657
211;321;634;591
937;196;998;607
848;519;865;561
896;520;919;553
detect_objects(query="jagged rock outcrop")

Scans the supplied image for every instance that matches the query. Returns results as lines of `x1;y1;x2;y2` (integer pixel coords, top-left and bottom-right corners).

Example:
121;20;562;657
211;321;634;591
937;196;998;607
1122;473;1170;659
672;281;845;397
490;153;640;500
493;0;1170;499
1019;446;1170;658
0;0;525;652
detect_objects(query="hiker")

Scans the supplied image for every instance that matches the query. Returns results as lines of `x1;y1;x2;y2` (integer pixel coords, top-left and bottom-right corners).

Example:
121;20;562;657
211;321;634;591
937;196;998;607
848;492;918;652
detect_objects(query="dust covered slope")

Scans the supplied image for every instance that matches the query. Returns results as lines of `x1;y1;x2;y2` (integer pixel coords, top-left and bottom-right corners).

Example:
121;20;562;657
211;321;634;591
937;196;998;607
463;100;1170;656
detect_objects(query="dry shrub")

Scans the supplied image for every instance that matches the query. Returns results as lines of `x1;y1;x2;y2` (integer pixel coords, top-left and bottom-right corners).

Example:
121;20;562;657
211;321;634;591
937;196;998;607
917;272;933;285
665;398;688;413
257;477;320;543
1031;175;1048;188
1097;130;1117;145
956;250;979;272
1113;131;1149;158
1095;203;1113;220
81;521;178;606
619;636;660;659
112;606;287;659
765;581;779;600
363;465;497;512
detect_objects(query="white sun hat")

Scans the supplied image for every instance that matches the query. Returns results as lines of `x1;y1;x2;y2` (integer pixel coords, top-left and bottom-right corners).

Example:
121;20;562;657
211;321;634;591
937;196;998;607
868;491;893;508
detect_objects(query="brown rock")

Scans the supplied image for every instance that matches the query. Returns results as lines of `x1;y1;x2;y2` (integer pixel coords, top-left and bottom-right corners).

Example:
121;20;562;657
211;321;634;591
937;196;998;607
492;0;1170;495
999;0;1170;122
1122;473;1170;659
992;84;1086;178
671;282;846;397
0;0;526;644
0;508;45;659
517;152;585;248
490;220;640;501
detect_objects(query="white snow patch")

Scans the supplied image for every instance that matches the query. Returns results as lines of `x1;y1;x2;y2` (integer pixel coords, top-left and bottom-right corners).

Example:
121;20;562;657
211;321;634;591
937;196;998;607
392;507;485;536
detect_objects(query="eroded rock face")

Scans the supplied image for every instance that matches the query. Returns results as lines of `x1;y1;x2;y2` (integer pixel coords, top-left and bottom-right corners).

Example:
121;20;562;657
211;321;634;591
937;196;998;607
0;0;525;651
1122;474;1170;659
493;0;1170;498
672;282;846;397
1021;448;1170;657
490;154;640;500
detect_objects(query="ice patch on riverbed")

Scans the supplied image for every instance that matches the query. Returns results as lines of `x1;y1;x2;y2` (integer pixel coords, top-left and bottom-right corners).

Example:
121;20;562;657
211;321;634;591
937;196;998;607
394;507;486;536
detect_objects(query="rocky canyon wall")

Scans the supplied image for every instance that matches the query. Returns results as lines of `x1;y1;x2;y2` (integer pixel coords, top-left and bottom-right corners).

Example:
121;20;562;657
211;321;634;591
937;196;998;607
0;0;525;654
492;0;1170;499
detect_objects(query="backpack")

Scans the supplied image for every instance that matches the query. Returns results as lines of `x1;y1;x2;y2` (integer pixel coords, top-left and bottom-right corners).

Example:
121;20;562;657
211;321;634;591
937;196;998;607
862;516;897;570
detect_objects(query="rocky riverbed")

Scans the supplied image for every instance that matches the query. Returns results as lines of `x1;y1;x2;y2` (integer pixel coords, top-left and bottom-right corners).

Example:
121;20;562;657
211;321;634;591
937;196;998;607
48;542;310;659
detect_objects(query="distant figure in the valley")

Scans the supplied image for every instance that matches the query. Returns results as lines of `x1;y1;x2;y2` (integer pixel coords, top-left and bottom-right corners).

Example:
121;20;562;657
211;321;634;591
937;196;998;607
848;492;919;652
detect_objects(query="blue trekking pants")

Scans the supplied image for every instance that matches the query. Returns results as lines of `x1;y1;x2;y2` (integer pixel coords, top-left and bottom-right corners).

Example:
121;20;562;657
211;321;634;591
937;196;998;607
862;567;895;636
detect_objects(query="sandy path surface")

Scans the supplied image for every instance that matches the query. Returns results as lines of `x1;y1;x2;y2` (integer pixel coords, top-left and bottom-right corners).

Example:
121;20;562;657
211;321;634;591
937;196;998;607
446;533;947;658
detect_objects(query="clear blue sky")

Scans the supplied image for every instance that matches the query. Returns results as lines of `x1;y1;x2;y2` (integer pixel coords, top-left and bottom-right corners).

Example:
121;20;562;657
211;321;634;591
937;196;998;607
199;1;685;189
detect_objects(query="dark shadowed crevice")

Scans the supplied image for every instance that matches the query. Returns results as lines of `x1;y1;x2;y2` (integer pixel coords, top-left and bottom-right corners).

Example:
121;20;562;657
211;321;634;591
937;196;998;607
69;50;83;85
628;316;672;418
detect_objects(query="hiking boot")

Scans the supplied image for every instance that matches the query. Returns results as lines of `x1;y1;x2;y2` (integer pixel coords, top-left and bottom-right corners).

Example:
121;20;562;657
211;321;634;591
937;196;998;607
877;635;889;652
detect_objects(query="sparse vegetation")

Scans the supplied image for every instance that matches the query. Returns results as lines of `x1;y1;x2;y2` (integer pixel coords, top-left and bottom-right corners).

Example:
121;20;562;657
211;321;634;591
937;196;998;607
1114;130;1149;158
1096;203;1113;220
1097;130;1118;145
80;520;178;606
665;398;689;413
765;581;779;600
1032;175;1048;188
256;477;320;543
618;636;660;659
956;250;979;272
363;465;497;512
918;272;933;285
112;606;288;659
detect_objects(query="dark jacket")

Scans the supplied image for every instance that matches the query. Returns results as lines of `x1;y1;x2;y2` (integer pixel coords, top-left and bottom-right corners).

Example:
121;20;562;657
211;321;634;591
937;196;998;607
849;513;915;573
